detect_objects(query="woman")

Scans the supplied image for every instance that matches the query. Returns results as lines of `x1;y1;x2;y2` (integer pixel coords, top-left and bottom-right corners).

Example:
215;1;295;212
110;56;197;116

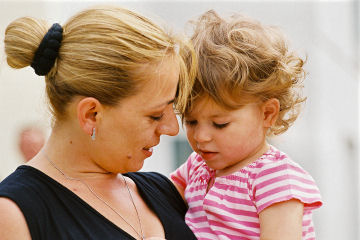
0;5;197;240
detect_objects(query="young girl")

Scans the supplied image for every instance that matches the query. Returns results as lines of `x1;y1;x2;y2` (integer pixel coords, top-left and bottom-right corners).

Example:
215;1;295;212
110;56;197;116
171;10;322;240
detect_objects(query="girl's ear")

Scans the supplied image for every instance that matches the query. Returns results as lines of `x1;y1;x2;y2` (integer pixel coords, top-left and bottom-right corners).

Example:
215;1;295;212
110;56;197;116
262;98;280;128
77;97;102;136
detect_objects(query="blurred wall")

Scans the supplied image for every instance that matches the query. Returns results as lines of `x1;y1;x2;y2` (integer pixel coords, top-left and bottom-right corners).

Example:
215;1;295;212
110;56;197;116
0;1;50;178
0;1;358;239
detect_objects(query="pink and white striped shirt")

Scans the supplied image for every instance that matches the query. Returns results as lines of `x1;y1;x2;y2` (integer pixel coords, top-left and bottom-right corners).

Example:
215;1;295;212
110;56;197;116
170;146;322;240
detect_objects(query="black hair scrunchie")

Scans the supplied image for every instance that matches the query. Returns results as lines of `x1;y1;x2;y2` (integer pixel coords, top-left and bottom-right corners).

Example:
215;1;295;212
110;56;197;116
31;23;63;76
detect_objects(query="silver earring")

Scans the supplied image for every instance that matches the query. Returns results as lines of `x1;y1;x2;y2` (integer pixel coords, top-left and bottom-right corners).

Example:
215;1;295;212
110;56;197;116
91;128;96;141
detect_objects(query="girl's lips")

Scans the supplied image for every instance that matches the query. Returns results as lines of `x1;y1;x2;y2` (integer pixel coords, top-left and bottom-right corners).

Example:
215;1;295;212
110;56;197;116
142;147;153;157
200;151;217;160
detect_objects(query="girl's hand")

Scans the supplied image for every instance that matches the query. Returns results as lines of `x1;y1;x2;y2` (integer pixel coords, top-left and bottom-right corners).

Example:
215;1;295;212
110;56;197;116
259;199;304;240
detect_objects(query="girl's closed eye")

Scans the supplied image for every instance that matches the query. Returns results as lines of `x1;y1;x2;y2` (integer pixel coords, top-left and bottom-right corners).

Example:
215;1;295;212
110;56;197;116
213;122;229;129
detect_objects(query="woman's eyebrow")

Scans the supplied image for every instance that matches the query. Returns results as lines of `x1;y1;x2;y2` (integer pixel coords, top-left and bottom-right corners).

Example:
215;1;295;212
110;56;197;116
151;99;175;109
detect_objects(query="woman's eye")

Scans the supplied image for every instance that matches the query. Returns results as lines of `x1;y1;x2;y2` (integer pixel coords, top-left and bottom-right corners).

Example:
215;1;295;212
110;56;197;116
150;114;164;121
185;120;197;126
213;122;229;129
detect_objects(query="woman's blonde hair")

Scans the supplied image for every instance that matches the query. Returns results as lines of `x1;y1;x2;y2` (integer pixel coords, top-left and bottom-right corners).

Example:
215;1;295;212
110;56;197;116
4;6;196;122
185;10;306;135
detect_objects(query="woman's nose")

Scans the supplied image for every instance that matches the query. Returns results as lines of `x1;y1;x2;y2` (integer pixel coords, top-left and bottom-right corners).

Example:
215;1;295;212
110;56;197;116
157;108;179;136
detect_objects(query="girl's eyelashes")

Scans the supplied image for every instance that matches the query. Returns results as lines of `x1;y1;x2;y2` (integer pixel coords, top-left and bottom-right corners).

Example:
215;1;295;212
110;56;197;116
150;113;164;121
185;120;197;126
213;122;229;129
185;119;229;129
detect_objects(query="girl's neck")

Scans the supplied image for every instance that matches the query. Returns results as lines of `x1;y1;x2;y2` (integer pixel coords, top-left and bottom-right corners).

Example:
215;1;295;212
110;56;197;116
216;140;270;177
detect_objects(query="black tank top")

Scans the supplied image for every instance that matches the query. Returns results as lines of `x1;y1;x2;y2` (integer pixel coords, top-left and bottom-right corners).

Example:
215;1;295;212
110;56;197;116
0;166;196;240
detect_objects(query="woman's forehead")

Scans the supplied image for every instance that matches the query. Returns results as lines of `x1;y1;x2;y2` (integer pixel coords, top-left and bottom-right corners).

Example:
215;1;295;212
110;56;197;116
126;59;179;109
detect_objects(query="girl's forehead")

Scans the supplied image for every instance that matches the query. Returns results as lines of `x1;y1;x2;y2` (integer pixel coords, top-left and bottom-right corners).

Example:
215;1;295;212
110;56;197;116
186;94;261;118
187;96;228;116
189;90;260;109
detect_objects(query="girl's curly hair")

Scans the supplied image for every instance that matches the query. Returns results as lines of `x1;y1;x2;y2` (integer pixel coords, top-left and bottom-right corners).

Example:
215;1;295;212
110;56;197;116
185;10;306;135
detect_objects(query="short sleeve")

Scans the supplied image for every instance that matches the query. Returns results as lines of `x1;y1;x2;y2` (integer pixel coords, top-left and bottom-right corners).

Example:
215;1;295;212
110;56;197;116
251;158;323;213
170;152;197;189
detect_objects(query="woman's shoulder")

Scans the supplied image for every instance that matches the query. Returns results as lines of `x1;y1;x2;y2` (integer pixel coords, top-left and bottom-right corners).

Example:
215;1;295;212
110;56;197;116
0;166;39;192
0;166;65;231
0;166;36;240
0;197;31;240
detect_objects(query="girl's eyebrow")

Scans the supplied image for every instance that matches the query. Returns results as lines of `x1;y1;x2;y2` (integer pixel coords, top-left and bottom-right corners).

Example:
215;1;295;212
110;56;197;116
185;112;228;119
209;114;223;118
209;112;229;118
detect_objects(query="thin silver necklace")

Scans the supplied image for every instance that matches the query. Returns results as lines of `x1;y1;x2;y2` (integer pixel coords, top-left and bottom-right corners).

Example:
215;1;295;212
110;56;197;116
45;154;145;240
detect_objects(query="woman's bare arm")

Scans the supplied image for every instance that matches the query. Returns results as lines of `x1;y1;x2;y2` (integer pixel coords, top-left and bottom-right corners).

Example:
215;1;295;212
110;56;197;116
0;197;31;240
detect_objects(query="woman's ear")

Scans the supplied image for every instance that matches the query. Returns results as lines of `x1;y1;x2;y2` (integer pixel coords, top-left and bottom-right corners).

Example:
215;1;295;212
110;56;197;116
77;97;102;136
262;98;280;128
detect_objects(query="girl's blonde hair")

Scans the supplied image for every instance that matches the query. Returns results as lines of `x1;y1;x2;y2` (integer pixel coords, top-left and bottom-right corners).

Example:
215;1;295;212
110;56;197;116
5;6;196;122
186;10;306;135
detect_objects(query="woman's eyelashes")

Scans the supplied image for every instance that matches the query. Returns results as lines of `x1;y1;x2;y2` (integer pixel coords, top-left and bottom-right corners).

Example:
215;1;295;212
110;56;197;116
150;104;174;121
150;113;164;121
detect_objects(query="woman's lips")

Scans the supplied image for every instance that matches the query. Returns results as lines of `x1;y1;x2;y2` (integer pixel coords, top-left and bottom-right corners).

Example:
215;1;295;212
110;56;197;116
142;147;153;157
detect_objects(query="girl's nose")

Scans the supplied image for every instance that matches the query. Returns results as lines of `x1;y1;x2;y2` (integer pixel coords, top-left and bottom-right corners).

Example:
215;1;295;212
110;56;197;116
193;125;211;143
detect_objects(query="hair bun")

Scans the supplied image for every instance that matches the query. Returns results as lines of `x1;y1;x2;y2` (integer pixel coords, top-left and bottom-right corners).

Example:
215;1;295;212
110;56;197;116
31;23;63;76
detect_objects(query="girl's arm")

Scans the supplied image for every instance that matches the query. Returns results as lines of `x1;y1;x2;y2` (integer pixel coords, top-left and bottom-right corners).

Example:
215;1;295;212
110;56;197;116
171;179;186;202
259;199;304;240
0;198;31;240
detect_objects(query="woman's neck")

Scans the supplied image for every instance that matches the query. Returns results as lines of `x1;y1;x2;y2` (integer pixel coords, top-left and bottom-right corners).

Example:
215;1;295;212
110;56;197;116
28;124;115;181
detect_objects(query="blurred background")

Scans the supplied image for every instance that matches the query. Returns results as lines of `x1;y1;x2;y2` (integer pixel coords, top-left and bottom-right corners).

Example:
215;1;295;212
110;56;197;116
0;0;359;239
